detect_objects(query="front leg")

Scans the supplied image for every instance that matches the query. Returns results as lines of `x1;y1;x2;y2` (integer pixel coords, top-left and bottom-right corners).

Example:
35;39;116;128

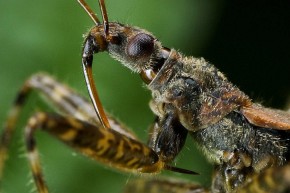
0;73;154;192
24;112;165;193
148;104;188;163
0;73;137;182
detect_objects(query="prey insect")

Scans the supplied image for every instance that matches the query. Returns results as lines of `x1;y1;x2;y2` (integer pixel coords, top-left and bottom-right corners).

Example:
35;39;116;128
1;0;290;193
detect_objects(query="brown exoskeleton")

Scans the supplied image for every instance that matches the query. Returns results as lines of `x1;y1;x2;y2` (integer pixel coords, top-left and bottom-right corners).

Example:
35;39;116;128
1;0;290;193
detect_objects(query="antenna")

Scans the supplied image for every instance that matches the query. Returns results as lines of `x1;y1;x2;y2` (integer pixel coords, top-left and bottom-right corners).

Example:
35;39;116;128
98;0;109;37
78;0;101;26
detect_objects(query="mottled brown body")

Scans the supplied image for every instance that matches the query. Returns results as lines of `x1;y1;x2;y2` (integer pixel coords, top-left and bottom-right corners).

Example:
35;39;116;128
1;0;290;193
146;49;290;192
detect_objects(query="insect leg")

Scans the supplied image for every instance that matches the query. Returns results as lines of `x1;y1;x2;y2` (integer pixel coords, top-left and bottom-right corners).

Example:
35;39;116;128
123;178;210;193
25;112;164;193
238;163;290;193
148;110;188;163
17;73;136;138
0;73;136;181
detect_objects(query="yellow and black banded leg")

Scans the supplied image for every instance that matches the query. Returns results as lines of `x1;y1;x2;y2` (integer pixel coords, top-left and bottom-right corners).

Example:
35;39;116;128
0;73;136;185
239;163;290;193
24;112;164;193
0;73;198;193
123;178;210;193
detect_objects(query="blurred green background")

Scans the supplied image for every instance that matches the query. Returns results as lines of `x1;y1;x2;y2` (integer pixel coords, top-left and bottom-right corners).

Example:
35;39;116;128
0;0;289;193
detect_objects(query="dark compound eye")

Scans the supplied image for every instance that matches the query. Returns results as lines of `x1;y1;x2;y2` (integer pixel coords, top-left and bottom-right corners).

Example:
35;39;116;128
126;33;154;58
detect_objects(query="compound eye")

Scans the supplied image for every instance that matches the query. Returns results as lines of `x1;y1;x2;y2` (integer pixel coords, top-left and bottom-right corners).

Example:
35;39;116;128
127;33;154;59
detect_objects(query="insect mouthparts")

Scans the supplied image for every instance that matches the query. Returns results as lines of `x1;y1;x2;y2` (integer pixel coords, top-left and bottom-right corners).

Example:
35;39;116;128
164;165;199;175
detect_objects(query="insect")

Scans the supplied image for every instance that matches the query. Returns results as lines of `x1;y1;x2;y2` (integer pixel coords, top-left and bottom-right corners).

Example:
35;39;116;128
1;0;290;193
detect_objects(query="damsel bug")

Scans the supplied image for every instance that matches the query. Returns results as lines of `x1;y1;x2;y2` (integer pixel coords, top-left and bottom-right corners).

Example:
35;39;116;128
1;0;290;193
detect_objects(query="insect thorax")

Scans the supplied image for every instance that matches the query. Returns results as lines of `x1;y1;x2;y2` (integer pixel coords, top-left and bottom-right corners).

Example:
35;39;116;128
148;49;290;184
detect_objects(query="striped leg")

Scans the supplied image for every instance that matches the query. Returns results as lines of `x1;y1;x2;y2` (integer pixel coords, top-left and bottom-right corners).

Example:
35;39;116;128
0;73;136;185
239;163;290;193
0;73;197;193
123;178;210;193
24;112;163;193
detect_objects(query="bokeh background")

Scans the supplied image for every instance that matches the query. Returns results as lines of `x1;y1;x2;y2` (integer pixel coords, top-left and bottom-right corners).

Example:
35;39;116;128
0;0;289;193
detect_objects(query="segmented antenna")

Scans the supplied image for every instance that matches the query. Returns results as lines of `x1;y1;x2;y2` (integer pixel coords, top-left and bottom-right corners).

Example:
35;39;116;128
78;0;101;26
98;0;109;37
